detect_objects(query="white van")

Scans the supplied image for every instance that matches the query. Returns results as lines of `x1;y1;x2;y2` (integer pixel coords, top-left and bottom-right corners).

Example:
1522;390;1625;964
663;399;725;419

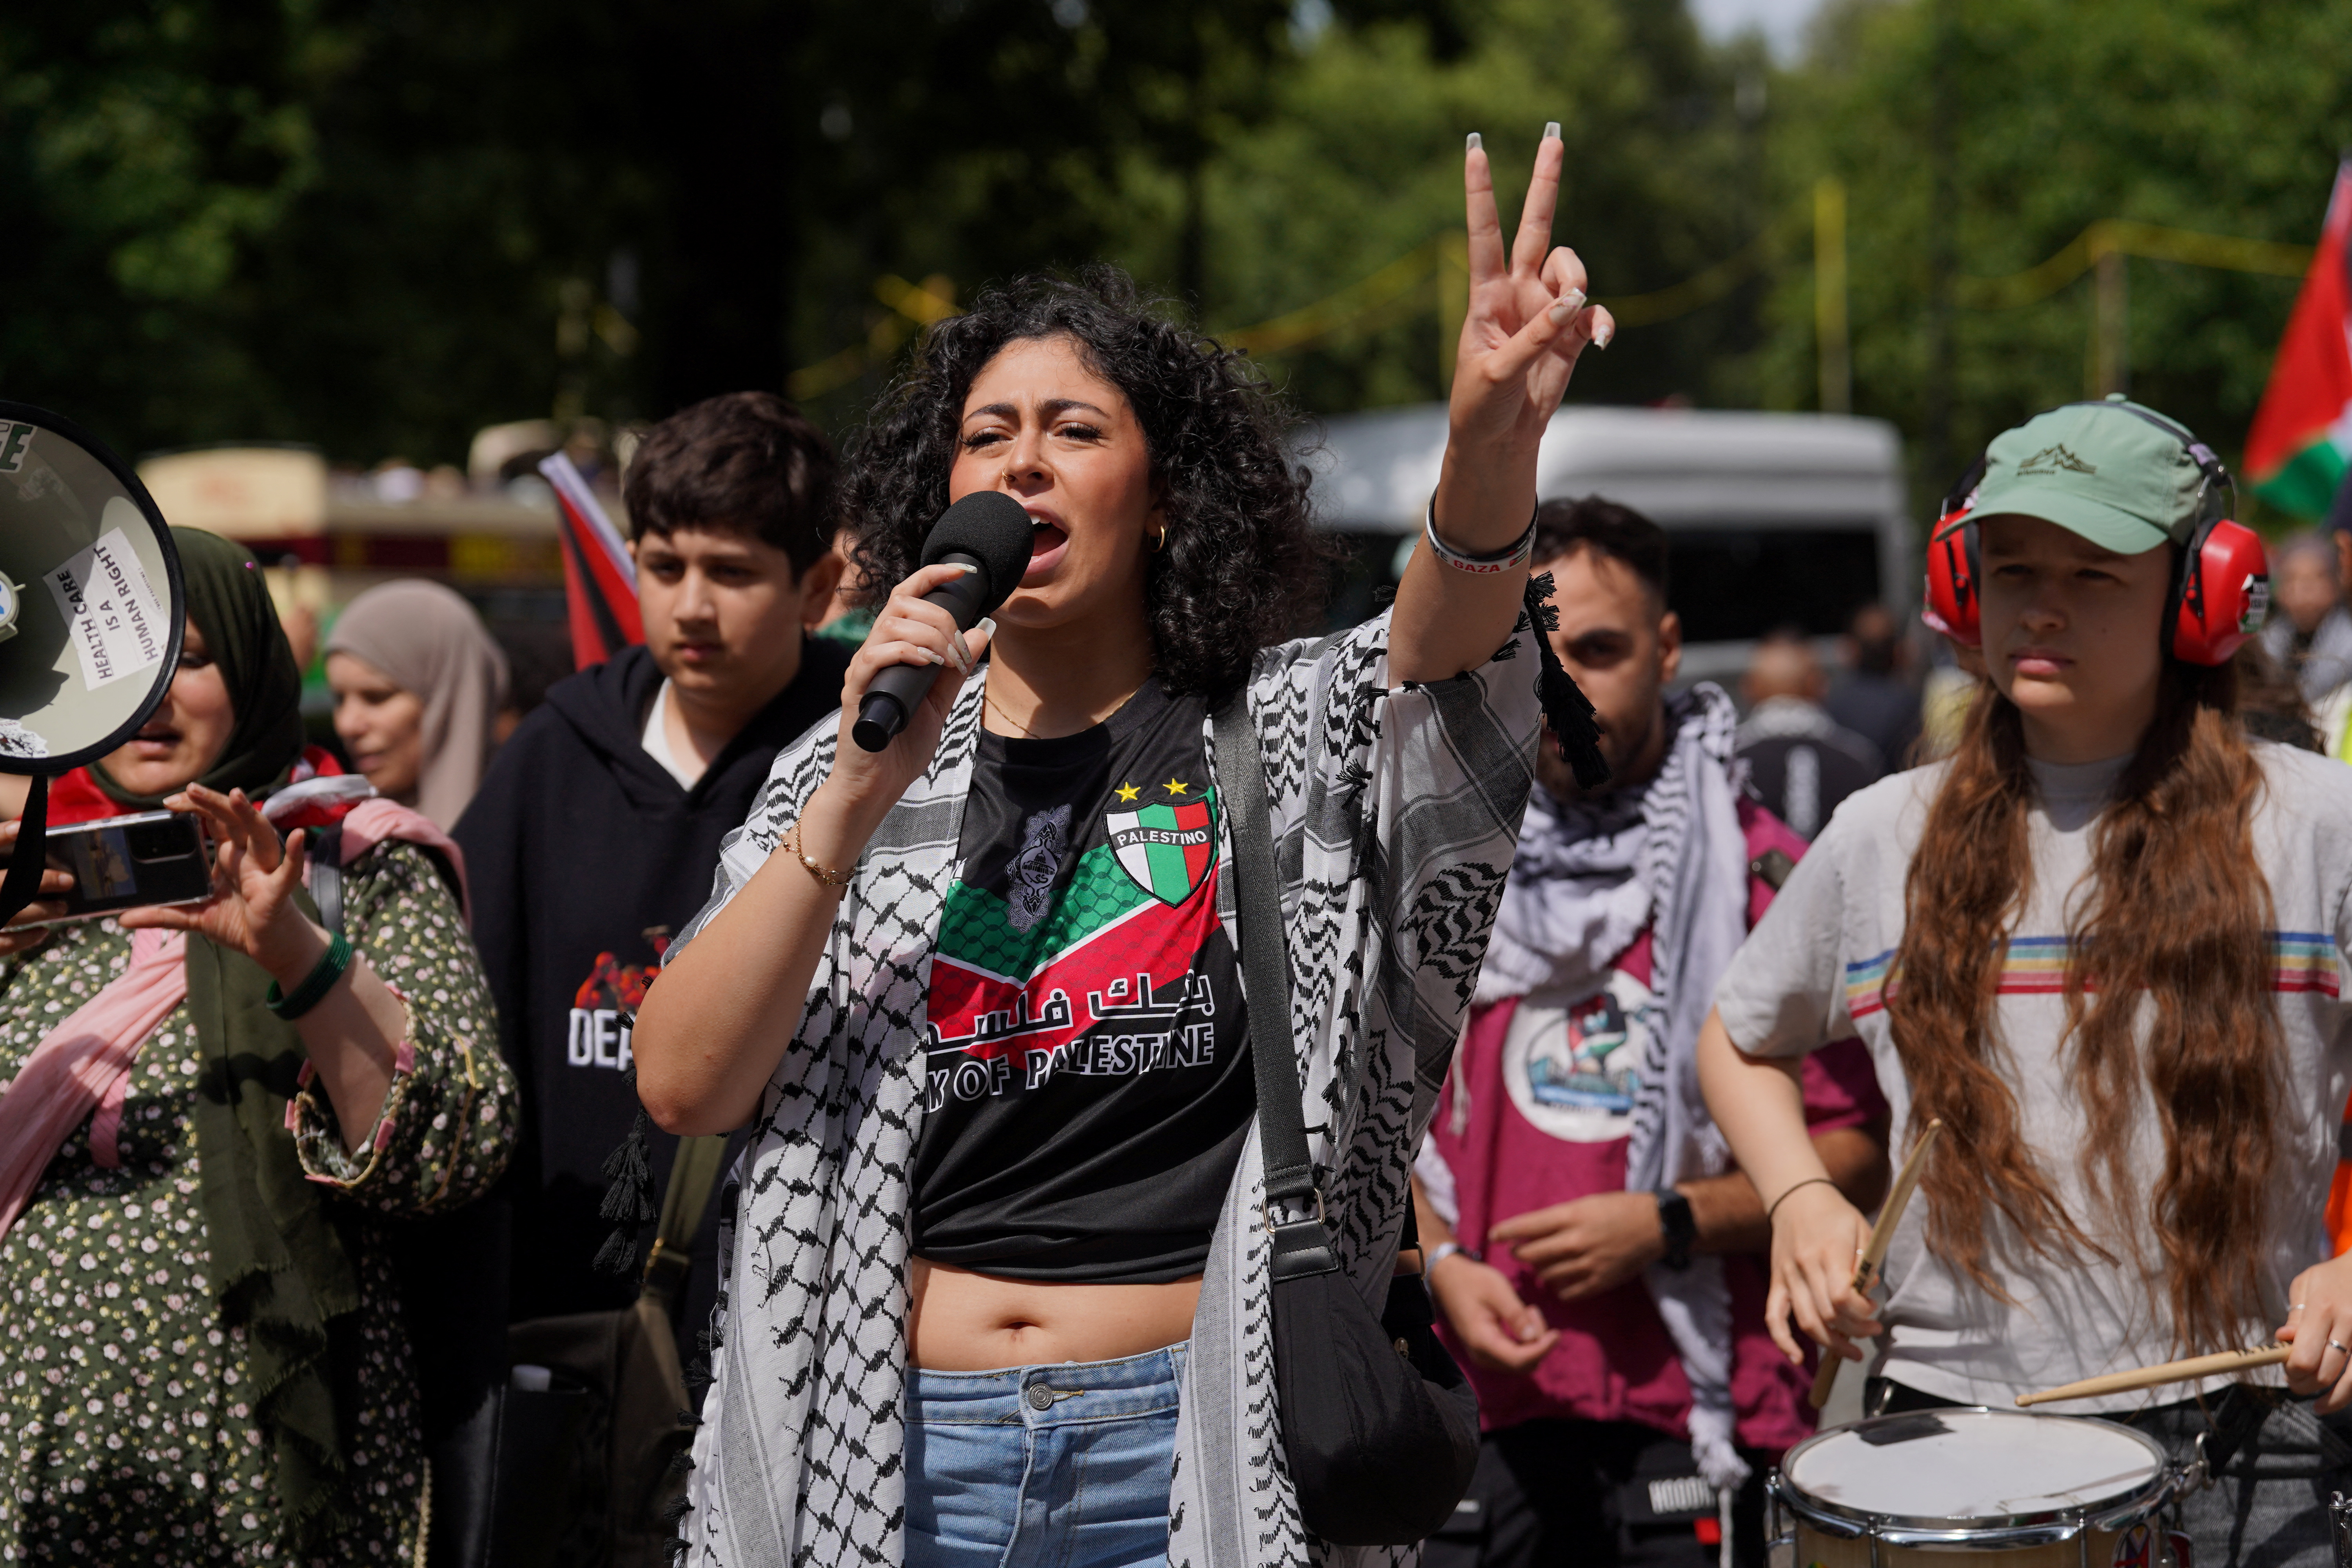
1299;404;1911;688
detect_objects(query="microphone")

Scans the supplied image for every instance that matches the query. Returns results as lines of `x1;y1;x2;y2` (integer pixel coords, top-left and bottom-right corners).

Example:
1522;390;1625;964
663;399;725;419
851;491;1036;752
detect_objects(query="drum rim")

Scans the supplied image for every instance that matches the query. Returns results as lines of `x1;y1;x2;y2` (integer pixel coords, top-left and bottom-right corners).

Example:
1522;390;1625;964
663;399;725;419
1776;1407;2174;1537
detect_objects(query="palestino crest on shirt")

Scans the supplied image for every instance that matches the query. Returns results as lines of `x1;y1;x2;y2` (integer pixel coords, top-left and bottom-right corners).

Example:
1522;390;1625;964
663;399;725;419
1107;778;1217;906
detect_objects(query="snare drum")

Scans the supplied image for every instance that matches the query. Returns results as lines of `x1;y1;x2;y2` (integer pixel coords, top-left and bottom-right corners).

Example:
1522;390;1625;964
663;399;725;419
1769;1409;2183;1568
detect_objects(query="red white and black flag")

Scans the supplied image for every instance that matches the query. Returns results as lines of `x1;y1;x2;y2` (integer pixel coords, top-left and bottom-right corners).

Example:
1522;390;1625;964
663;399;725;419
540;451;643;669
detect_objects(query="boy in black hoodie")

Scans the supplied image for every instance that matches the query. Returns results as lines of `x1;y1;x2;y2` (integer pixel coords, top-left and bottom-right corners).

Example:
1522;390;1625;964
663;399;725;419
457;391;850;1348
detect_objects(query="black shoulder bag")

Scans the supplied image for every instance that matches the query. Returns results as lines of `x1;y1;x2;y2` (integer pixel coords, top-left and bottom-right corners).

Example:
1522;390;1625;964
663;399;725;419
1213;699;1481;1546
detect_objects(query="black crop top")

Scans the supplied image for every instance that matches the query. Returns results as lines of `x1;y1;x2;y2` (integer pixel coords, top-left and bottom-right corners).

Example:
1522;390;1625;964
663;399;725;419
910;679;1253;1284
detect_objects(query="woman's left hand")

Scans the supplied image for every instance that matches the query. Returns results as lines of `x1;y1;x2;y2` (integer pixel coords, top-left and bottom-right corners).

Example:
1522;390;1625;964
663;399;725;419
120;784;325;986
2279;1254;2352;1413
1448;126;1614;466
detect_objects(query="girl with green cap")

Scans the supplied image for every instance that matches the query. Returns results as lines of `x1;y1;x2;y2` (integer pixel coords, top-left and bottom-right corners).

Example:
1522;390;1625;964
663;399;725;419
0;529;517;1561
1694;398;2352;1566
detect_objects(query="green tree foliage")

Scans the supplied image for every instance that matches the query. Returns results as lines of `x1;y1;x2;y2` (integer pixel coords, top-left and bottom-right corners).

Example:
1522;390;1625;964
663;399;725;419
0;0;1318;461
8;0;2352;492
1185;0;1765;414
1727;0;2352;508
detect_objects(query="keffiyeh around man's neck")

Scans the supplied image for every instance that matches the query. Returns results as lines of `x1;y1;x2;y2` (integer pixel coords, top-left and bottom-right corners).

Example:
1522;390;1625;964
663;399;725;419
1475;682;1757;1491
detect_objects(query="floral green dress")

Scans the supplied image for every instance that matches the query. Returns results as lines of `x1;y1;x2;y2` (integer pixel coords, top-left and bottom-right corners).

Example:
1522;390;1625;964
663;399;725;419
0;840;518;1565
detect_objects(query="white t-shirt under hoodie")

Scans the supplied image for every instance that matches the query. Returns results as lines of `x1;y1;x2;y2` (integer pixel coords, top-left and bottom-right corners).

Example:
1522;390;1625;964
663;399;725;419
1714;739;2352;1412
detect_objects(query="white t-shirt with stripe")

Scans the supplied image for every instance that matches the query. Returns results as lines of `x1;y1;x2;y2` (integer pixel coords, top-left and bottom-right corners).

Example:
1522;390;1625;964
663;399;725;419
1714;740;2352;1411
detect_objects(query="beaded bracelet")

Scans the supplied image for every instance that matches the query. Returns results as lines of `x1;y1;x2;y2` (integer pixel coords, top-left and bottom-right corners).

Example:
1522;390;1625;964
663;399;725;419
1422;496;1538;574
784;820;855;887
266;930;355;1020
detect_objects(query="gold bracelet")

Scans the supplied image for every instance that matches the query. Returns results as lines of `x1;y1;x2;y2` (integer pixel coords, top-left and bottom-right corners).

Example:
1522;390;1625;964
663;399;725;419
783;820;855;887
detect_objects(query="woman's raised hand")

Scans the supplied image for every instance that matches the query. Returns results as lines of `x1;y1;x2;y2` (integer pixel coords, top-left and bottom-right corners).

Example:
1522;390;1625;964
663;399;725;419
121;784;323;985
1765;1178;1882;1369
1448;125;1613;468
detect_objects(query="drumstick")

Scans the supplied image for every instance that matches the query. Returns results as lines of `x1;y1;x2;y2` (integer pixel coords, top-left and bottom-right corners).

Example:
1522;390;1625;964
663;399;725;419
2015;1345;2288;1408
1806;1117;1944;1409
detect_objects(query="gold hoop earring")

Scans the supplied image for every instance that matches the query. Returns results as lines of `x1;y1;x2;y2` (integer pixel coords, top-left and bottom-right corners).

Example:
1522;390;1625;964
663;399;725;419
1152;523;1169;552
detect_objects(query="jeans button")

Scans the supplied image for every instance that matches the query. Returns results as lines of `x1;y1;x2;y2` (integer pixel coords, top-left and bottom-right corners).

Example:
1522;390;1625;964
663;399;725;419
1025;1383;1055;1411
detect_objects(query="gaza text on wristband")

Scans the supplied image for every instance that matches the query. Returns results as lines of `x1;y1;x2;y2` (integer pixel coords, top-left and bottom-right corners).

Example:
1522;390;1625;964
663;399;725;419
266;929;356;1020
1423;496;1539;574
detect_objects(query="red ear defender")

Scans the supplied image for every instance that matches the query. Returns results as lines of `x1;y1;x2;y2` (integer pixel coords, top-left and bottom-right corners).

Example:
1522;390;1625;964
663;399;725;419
2169;517;2270;666
1922;509;1982;648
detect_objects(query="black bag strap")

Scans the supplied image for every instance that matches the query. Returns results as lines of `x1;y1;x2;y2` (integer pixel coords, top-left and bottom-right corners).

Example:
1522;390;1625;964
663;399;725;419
640;1134;729;1308
1214;699;1339;1280
1213;697;1315;1207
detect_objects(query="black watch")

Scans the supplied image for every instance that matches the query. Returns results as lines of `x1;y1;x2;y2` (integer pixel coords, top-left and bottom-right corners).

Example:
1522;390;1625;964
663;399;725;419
1655;1188;1696;1270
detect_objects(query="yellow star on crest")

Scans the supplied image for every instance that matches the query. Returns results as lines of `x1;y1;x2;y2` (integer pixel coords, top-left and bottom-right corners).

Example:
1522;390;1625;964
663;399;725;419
1114;782;1141;803
1164;778;1190;795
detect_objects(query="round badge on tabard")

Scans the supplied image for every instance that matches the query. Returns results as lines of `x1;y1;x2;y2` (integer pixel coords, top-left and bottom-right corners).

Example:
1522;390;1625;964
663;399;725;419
1500;969;1664;1143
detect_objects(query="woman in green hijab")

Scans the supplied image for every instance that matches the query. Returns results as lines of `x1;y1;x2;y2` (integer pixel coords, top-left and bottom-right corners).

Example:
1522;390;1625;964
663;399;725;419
0;530;519;1562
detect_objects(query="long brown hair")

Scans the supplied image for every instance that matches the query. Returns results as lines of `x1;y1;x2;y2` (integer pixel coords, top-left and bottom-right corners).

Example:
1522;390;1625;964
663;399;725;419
1885;657;2281;1355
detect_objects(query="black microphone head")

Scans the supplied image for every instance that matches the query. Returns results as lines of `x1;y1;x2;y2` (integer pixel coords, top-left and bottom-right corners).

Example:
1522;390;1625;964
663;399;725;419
920;492;1035;616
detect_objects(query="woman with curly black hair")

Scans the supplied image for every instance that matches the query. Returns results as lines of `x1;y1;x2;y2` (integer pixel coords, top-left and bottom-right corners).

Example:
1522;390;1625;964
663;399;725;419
635;125;1616;1568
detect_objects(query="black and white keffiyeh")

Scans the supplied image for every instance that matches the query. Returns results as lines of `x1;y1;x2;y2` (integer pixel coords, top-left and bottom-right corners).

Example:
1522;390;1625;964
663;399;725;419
664;608;1542;1568
1475;682;1753;1490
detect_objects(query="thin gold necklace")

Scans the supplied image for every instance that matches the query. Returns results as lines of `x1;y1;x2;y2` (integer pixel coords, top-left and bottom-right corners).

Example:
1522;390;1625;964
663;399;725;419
986;682;1144;740
985;692;1047;739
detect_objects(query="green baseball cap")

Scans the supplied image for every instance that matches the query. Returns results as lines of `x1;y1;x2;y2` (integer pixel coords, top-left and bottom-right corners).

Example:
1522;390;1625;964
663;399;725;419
1969;395;2214;554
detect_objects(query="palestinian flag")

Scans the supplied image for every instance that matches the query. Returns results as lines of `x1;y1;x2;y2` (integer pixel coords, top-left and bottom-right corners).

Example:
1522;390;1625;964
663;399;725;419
2246;160;2352;519
540;451;644;668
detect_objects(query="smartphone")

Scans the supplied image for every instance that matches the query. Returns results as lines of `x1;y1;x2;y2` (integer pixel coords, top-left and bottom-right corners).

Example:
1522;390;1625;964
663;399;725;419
23;811;213;925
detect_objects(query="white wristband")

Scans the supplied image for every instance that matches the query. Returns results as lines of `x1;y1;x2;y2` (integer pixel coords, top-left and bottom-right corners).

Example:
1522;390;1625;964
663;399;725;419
1423;496;1538;574
1424;1240;1474;1276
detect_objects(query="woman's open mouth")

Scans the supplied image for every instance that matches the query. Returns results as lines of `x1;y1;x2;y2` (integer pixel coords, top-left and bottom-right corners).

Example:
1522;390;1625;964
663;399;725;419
1023;516;1070;583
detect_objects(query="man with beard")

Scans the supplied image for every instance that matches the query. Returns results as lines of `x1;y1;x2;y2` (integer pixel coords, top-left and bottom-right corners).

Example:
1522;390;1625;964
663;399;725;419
1415;499;1889;1568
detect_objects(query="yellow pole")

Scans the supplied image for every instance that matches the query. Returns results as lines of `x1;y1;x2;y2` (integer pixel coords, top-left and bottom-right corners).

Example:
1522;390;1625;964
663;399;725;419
1439;230;1469;396
1814;178;1850;415
2093;233;2128;398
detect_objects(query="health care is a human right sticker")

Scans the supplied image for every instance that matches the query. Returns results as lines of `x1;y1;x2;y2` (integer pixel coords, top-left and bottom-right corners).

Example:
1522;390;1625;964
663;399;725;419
43;526;168;692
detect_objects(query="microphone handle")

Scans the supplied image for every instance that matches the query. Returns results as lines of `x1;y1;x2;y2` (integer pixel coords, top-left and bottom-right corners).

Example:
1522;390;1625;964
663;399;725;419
851;553;993;753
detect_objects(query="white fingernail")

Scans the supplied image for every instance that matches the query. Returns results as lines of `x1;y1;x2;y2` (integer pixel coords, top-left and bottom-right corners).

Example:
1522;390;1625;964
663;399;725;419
921;649;944;666
949;629;975;673
1594;320;1615;348
976;616;996;641
1544;121;1561;141
1466;132;1482;152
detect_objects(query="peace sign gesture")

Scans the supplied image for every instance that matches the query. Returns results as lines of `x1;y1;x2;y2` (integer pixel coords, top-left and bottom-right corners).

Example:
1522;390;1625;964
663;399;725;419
1393;124;1613;685
1450;125;1611;471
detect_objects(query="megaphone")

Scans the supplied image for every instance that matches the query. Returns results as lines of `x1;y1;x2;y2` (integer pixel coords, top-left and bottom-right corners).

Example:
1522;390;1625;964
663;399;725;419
0;402;187;925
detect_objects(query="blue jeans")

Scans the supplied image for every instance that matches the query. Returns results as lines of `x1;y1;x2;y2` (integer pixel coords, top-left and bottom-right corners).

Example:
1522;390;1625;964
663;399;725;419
905;1343;1186;1568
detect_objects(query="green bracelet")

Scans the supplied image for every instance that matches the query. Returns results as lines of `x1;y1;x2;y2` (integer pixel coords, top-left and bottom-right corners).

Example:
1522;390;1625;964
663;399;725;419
266;931;355;1020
